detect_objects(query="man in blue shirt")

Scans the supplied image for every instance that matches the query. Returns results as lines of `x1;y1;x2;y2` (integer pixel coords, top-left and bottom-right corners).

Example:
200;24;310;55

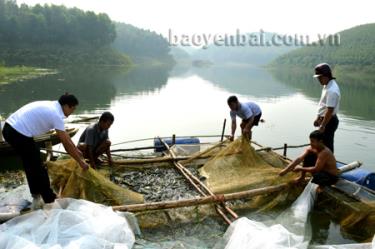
227;95;262;141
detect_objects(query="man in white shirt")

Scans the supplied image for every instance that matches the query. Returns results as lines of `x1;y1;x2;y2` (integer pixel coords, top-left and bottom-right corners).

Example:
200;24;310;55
227;95;262;141
2;94;89;206
312;63;340;153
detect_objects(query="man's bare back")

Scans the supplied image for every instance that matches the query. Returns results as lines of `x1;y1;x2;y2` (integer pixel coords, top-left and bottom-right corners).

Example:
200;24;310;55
307;146;338;176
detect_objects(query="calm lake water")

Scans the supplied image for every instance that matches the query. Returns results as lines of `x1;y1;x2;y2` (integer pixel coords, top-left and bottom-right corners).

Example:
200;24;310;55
1;64;374;170
1;63;374;246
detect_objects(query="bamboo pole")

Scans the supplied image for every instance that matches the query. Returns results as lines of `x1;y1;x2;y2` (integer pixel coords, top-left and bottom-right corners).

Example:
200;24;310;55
221;119;227;142
41;148;69;155
112;146;277;166
283;143;288;157
113;156;187;165
158;137;238;223
111;135;224;147
111;140;309;157
112;183;288;212
110;146;156;152
180;140;228;165
110;143;213;154
69;116;99;124
172;134;176;146
159;138;228;219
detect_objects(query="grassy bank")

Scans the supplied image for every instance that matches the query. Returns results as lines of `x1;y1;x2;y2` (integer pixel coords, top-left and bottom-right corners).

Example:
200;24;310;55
0;45;133;69
0;66;56;85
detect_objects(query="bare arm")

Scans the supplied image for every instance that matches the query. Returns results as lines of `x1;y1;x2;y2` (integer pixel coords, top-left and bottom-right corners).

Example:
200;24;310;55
243;116;255;132
230;119;237;140
106;147;113;166
295;153;326;174
57;130;89;170
86;145;97;169
320;107;334;129
279;149;310;176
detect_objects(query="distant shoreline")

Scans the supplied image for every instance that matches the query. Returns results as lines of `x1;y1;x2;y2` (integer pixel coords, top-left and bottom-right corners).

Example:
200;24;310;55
0;66;57;85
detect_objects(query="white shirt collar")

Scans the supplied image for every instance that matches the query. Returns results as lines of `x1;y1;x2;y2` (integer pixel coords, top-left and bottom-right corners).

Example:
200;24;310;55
325;79;335;89
55;101;66;118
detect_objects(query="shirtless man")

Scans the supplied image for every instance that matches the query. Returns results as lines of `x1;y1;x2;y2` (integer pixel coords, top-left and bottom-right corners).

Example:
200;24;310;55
279;130;338;189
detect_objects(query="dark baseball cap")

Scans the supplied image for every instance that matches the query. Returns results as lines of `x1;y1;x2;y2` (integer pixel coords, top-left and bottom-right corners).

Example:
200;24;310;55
313;63;332;78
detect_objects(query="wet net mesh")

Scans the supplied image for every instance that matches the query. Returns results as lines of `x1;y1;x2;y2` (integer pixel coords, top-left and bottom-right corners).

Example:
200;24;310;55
178;137;305;213
197;137;298;193
46;159;144;206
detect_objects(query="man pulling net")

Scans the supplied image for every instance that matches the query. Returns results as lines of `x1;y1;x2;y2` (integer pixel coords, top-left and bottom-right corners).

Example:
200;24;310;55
2;94;89;208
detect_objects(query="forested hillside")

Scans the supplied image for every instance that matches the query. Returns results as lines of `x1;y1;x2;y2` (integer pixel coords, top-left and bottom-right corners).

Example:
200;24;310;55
113;23;173;65
0;0;130;67
0;0;174;68
192;32;298;66
0;1;115;46
272;23;375;69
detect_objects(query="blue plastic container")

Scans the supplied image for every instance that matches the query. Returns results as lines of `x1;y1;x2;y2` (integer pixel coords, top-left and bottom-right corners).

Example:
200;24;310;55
154;137;200;153
340;168;375;191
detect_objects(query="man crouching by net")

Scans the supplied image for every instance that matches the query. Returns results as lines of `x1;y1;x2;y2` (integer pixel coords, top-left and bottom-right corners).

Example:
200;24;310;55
78;112;114;169
279;130;339;192
227;95;263;141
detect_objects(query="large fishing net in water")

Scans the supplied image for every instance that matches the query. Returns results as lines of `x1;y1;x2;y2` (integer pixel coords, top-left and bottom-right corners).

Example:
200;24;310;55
46;159;144;206
199;137;295;193
183;137;305;211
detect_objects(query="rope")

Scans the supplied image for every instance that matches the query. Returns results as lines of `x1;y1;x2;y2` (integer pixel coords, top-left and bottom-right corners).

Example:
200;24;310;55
111;134;224;147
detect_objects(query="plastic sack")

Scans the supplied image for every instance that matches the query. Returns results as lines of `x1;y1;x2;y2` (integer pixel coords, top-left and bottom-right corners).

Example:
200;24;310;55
0;185;31;223
47;159;144;205
214;181;318;249
0;198;135;249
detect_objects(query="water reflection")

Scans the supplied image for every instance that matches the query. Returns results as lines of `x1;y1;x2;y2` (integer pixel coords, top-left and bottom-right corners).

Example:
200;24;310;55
191;65;293;99
269;68;375;121
1;64;374;170
0;65;172;116
111;65;171;96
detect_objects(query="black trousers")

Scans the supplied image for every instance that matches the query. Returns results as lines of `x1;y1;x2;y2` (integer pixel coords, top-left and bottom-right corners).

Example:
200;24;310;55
2;123;56;203
322;115;339;153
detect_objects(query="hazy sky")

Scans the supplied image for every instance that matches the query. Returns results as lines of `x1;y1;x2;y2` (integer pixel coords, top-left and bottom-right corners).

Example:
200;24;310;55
19;0;375;39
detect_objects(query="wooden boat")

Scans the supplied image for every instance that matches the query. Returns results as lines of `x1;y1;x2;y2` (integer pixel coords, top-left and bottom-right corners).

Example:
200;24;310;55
0;126;79;156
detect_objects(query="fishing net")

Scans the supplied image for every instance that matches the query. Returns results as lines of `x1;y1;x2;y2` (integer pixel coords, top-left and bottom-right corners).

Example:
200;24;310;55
46;159;144;206
198;137;298;194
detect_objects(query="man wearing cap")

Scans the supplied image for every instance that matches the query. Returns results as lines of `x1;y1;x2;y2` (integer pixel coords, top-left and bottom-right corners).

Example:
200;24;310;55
313;63;341;153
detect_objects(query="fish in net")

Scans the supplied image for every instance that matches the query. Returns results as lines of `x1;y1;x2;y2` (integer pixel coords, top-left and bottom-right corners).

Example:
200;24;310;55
47;159;144;206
